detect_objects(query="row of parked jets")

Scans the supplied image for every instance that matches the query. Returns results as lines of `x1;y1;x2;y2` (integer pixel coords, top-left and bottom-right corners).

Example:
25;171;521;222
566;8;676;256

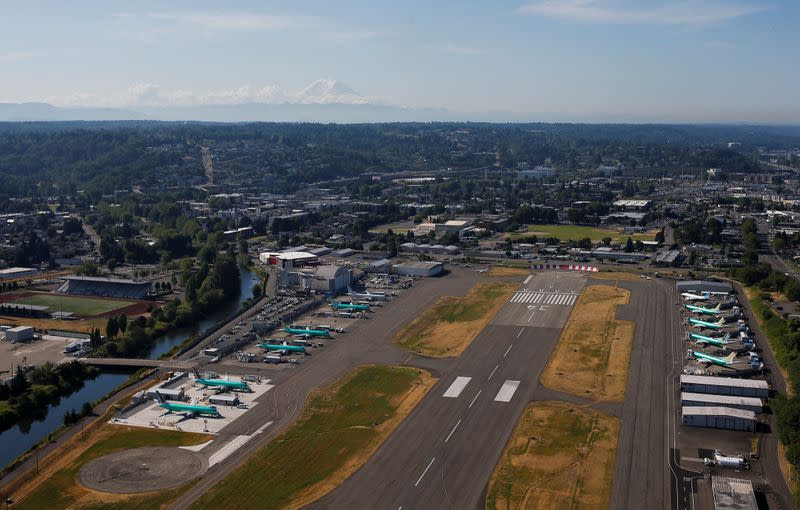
680;291;749;368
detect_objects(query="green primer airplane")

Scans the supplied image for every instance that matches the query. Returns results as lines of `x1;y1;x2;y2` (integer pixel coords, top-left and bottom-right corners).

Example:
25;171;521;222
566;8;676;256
329;300;370;311
259;341;307;354
284;326;331;338
688;332;730;347
688;317;726;330
154;391;219;417
685;303;722;316
691;350;736;367
193;369;251;392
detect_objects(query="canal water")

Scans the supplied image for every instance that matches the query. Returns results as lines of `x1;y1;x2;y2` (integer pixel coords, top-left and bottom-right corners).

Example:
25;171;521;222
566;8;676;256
0;265;258;470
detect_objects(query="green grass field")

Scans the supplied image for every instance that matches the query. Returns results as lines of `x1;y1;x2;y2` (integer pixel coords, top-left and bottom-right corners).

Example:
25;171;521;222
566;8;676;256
17;428;212;510
192;366;431;509
11;293;133;316
507;224;656;242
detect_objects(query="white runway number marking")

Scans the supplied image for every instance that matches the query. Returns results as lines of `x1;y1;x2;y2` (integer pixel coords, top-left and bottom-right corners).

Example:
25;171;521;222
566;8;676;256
494;380;521;402
510;291;577;306
442;376;472;398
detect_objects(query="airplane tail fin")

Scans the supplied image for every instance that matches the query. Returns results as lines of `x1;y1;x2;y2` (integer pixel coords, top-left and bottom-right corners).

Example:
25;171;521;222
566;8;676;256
725;352;736;364
193;367;201;379
717;318;725;325
190;397;198;406
722;333;730;341
154;391;164;404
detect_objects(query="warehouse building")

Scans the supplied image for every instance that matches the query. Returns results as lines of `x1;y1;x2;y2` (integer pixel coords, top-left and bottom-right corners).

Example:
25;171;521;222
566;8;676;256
676;280;732;294
680;374;769;398
4;325;34;342
302;265;352;294
681;392;763;414
711;476;757;510
393;261;445;277
259;251;318;269
0;267;38;280
145;387;184;401
209;394;240;407
681;406;756;432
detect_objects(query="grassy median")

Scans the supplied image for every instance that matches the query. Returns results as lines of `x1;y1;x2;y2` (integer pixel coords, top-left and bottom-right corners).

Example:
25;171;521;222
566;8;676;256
394;282;518;357
14;427;212;510
191;365;435;510
541;284;634;402
487;401;620;510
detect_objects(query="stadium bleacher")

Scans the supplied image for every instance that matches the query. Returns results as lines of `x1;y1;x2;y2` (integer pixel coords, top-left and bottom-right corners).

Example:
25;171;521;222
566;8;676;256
56;276;151;300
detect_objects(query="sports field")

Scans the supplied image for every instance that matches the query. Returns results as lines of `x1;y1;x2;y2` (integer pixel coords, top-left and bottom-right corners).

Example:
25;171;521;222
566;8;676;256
10;293;134;317
486;401;620;510
192;365;434;510
507;224;657;242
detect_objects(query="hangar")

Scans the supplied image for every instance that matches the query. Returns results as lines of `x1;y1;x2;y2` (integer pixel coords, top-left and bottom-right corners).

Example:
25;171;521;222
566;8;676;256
681;406;756;432
676;280;732;294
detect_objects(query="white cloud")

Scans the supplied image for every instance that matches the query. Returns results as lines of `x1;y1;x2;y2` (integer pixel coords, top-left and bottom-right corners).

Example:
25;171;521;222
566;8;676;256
48;79;369;108
518;0;764;25
441;43;485;56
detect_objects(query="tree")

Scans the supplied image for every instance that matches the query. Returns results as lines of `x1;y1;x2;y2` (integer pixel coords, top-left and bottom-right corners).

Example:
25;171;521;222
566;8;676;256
624;237;634;253
9;367;29;396
106;316;119;338
773;236;787;252
118;314;127;333
107;258;118;272
655;229;665;244
601;237;612;247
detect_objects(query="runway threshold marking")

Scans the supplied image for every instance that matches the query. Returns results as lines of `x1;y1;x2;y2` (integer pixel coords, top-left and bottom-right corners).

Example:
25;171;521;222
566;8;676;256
443;376;472;398
414;457;436;487
494;380;521;402
468;389;482;408
444;419;462;443
488;365;499;381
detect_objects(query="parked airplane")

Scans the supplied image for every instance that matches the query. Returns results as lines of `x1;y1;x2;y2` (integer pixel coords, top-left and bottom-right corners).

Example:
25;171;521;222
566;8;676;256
475;266;491;273
681;292;711;301
703;449;748;469
192;369;251;392
688;332;730;347
690;350;736;367
685;303;722;316
329;300;370;311
284;325;331;338
688;317;726;330
154;391;219;417
259;341;307;355
347;285;386;301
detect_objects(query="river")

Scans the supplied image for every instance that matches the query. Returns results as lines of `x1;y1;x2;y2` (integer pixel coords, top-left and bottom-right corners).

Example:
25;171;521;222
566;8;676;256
0;265;259;470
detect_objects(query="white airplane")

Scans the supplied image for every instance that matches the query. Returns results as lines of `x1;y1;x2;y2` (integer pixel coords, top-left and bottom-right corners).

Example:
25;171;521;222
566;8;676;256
475;266;491;273
703;449;748;469
347;285;387;301
682;292;711;302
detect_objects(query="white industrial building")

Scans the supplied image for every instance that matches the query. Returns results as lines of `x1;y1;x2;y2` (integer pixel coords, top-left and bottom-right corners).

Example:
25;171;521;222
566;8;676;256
675;280;732;294
393;261;445;277
144;387;184;401
302;265;352;293
680;374;769;398
0;267;38;280
209;394;240;406
681;406;756;432
259;251;318;269
680;392;763;414
4;326;34;342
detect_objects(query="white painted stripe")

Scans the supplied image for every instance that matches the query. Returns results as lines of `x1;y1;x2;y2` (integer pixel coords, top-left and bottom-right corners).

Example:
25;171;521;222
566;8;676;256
517;328;524;338
254;421;274;435
558;294;569;305
568;296;577;305
488;364;499;381
494;380;521;402
510;293;521;303
523;293;535;303
503;344;513;358
533;293;543;303
445;419;461;443
468;389;482;408
545;295;555;304
208;435;251;467
523;275;532;284
414;457;436;487
442;376;471;398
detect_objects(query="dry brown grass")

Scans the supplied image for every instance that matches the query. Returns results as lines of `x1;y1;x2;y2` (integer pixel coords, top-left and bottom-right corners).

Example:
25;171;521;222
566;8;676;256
394;282;518;357
486;401;620;510
488;267;532;277
541;285;634;402
283;368;436;510
0;316;104;334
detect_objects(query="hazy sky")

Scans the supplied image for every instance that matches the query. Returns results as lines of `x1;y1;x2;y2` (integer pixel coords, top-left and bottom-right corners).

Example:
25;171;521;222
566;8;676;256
1;0;797;122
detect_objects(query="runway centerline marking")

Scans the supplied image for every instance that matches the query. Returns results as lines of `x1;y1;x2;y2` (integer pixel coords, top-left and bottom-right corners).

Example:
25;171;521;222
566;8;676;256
528;310;536;321
445;419;462;443
414;457;436;487
517;328;524;338
488;365;499;381
494;380;521;403
443;377;471;398
468;389;482;408
523;275;532;284
504;344;513;358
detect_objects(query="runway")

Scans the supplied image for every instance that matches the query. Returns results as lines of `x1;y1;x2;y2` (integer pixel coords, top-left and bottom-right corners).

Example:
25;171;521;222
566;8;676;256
310;271;586;510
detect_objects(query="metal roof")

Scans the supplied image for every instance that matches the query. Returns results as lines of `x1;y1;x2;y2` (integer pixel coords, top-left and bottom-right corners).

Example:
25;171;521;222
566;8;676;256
681;392;762;408
680;374;768;389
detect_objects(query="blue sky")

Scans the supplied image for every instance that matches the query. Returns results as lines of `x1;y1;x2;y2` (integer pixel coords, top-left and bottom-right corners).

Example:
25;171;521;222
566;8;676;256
0;0;797;122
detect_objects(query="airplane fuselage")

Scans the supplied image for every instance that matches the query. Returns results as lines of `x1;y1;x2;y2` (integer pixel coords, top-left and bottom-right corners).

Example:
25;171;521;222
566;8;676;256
259;342;307;354
284;327;330;337
685;304;722;316
196;378;250;391
159;402;219;416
